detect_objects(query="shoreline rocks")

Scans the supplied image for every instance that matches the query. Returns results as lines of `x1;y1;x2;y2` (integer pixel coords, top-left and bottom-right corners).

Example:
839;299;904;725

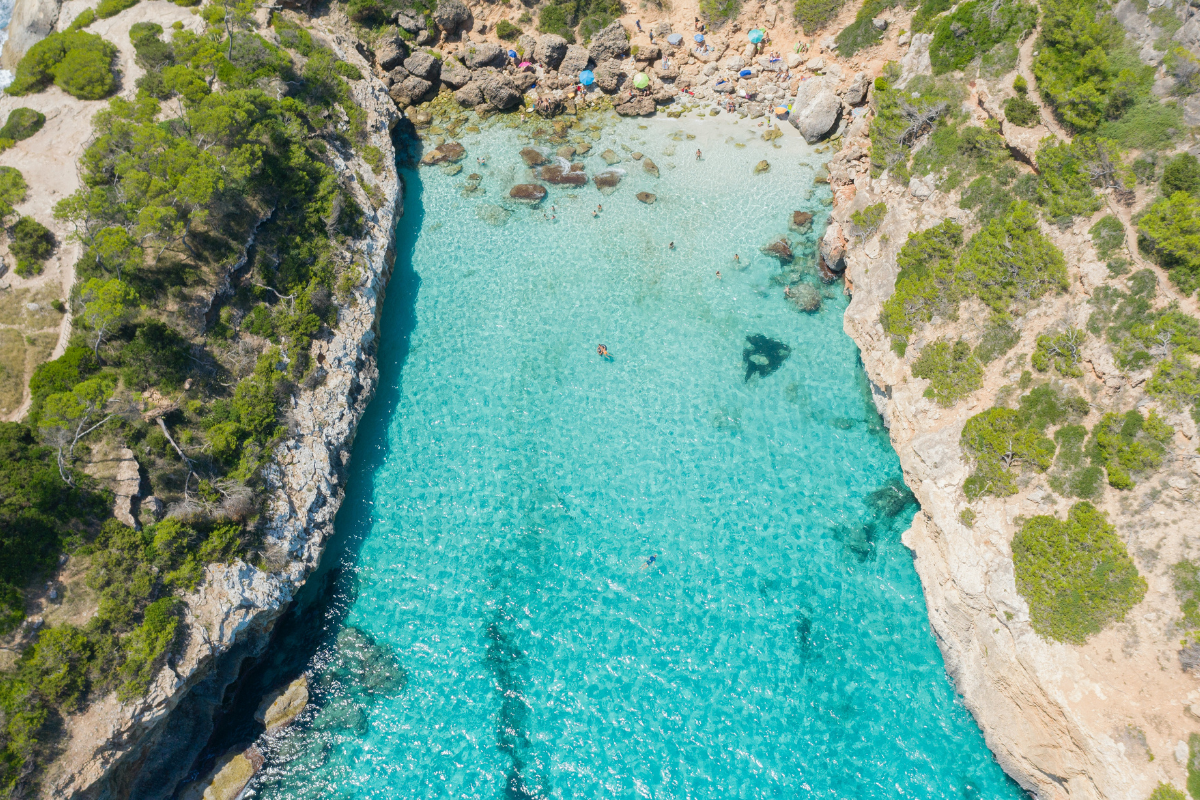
509;184;548;204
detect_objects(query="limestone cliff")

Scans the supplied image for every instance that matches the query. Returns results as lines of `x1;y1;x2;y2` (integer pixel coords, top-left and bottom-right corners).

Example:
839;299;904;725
32;19;405;800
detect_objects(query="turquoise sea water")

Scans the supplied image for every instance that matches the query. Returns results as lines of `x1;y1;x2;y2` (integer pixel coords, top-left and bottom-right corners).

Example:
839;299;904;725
244;114;1023;800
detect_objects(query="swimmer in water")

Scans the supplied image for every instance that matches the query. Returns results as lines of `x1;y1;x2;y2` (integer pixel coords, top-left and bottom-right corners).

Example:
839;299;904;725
597;344;609;358
643;554;657;568
696;149;702;160
669;241;675;249
716;270;722;279
734;254;740;262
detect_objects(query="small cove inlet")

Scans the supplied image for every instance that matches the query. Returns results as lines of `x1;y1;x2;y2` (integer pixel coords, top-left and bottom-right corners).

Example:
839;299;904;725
211;113;1025;800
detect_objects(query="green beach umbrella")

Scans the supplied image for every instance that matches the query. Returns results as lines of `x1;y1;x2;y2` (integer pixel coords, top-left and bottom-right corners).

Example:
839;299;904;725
633;72;650;89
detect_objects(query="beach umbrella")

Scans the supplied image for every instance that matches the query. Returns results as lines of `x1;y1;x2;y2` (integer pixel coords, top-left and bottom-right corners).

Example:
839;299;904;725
748;28;765;43
579;70;595;86
519;61;533;70
774;106;789;117
693;33;704;43
508;49;518;58
739;68;752;77
632;72;650;89
667;33;683;45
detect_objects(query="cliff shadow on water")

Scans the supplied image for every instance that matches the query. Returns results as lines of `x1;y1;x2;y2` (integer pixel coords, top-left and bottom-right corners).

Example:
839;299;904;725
165;127;427;798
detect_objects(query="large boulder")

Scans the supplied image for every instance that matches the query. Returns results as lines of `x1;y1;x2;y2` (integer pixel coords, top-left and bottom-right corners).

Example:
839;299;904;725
509;184;547;204
480;73;521;109
255;676;309;732
520;147;548;166
394;11;424;33
454;81;484;106
513;70;537;92
588;21;630;63
634;43;661;62
433;0;471;33
439;59;471;88
559;44;590;76
536;164;588;185
390;75;434;106
819;221;847;274
534;34;569;68
844;71;870;106
593;61;623;93
375;37;408;71
614;94;656;115
593;170;622;191
420;141;466;165
790;90;842;144
404;51;440;81
465;42;507;68
762;238;793;263
518;34;538;56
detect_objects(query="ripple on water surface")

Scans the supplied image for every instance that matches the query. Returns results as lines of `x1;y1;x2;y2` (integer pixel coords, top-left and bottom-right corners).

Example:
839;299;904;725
248;114;1022;800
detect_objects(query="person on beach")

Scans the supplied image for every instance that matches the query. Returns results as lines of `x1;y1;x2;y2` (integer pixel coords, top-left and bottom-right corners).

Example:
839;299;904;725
636;19;642;30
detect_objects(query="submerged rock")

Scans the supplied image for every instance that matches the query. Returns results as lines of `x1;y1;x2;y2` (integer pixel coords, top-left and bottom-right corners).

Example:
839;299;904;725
743;334;791;381
642;158;659;177
593;170;622;192
600;149;621;165
790;211;813;232
509;184;548;204
636;191;656;204
785;283;821;312
327;627;408;695
762;238;793;263
556;145;576;159
536;164;587;186
311;697;368;735
520;147;549;166
476;204;512;225
754;160;771;174
255;675;309;732
420;141;466;166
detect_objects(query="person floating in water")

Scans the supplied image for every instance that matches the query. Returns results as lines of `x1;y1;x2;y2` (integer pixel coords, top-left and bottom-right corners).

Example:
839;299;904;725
597;344;610;359
643;554;657;569
734;254;740;262
669;241;675;249
716;271;722;279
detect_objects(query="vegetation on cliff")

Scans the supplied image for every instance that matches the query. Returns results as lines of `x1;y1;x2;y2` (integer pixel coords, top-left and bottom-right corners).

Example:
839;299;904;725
1012;501;1146;644
5;31;118;100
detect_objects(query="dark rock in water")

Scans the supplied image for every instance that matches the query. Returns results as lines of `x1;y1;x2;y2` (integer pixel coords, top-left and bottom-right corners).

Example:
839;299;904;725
420;141;466;166
537;164;587;185
569;162;585;172
832;522;877;562
509;184;547;204
593;170;622;191
743;334;791;381
790;211;813;232
754;160;771;174
520;147;548;166
467;173;482;181
557;145;576;159
762;238;793;263
326;627;408;696
311;697;368;735
817;255;840;283
643;158;659;177
866;478;916;519
443;163;462;176
636;191;656;204
785;283;821;312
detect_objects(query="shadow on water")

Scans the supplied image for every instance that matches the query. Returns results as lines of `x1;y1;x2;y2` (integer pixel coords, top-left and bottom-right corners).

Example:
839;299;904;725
169;132;427;795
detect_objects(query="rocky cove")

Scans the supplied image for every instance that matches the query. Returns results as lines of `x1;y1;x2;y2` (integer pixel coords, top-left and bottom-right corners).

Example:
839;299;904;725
0;0;1195;794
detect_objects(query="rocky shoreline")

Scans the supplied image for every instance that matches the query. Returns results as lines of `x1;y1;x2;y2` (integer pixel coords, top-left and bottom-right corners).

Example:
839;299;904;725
33;21;406;798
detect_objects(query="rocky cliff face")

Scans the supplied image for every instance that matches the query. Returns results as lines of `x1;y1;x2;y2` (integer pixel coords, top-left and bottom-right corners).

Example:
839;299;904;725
36;21;405;799
829;80;1199;800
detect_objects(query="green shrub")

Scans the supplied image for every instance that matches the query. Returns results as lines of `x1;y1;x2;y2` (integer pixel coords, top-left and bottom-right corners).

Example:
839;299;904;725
120;320;192;390
537;3;577;40
1161;153;1200;197
1147;783;1186;800
0;108;46;143
879;219;964;353
850;202;886;242
911;122;1010;192
68;7;96;29
1089;409;1172;489
1174;560;1200;631
960;171;1022;223
911;0;953;31
1089;215;1125;259
1049;423;1103;498
1012;501;1145;644
1165;45;1200;96
912;339;983;406
794;0;844;31
1034;138;1106;223
96;0;139;17
0;167;27;218
1016;383;1089;431
1013;74;1028;94
961;407;1056;498
1146;355;1200;420
929;0;1036;75
959;507;976;527
19;625;94;710
869;69;960;177
117;598;180;700
699;0;740;21
956;200;1069;311
1032;327;1085;377
836;0;894;57
1190;735;1200;800
1097;96;1183;150
1004;94;1040;126
1138;191;1200;296
975;313;1020;362
10;216;54;277
495;19;522;40
6;31;118;100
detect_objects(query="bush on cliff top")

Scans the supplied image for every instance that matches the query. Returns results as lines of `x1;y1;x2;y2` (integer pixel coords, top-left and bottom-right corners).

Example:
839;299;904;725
794;0;844;33
1138;191;1200;297
928;0;1036;75
911;339;983;406
6;31;118;100
1013;501;1146;644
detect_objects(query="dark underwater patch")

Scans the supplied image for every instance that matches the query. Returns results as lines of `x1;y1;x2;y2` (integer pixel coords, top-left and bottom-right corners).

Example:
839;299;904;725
743;334;792;381
866;478;917;519
486;611;539;798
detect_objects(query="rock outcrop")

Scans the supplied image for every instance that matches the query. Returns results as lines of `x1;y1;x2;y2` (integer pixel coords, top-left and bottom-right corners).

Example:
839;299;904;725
534;34;568;68
587;20;629;63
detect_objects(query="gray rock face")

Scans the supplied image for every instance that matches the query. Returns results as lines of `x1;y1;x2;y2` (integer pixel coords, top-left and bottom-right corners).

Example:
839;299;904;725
375;37;409;72
844;71;871;106
394;11;424;33
518;34;538;56
465;42;507;68
454;81;485;106
593;61;623;93
534;34;569;68
433;0;471;33
480;73;522;109
615;95;656;115
588;21;630;63
404;51;440;80
635;43;661;62
559;44;591;76
790;90;842;144
390;75;434;106
439;60;471;88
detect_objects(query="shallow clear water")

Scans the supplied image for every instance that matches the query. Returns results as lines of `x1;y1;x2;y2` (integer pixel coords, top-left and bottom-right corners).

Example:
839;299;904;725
247;114;1022;800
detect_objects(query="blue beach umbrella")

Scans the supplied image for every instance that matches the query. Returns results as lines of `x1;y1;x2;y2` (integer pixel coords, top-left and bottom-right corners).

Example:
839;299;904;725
508;49;518;59
739;68;752;77
579;70;595;85
693;33;704;43
666;33;683;45
748;28;765;43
